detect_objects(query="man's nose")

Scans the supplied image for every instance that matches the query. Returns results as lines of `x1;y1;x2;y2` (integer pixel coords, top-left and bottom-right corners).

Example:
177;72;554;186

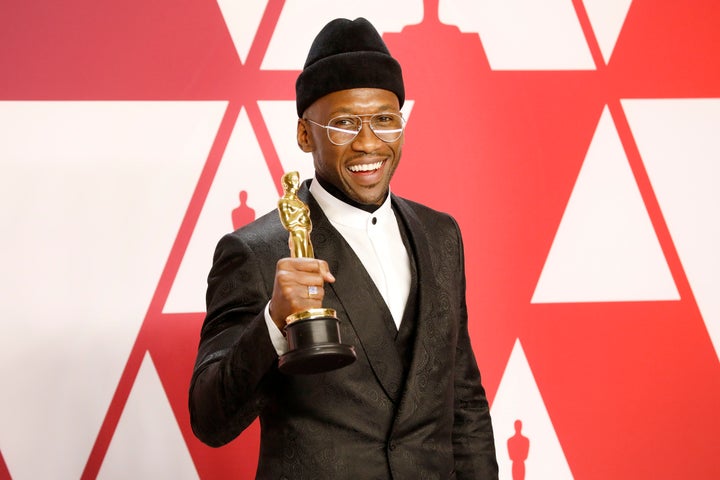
351;120;381;149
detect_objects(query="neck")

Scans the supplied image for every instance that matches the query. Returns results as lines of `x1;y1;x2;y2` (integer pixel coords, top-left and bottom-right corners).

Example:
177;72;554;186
315;175;385;213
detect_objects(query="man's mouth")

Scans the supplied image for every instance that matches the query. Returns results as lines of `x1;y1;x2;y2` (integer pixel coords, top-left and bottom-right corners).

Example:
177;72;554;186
348;160;384;173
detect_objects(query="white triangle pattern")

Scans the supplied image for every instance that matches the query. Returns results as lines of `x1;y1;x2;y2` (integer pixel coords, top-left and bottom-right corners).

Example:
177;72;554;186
216;0;269;64
97;353;200;480
622;98;720;361
258;100;316;182
261;2;423;69
164;107;279;313
491;339;574;479
582;0;633;64
532;106;679;303
0;101;223;480
440;0;594;70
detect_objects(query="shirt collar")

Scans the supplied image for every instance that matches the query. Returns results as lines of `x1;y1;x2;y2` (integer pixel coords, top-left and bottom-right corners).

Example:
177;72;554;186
309;177;395;229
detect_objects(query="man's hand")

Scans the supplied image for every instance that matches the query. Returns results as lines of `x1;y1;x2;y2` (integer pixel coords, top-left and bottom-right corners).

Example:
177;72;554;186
269;257;335;331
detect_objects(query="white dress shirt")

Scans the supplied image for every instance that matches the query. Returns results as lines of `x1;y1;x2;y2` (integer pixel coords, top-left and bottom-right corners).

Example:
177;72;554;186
265;178;412;355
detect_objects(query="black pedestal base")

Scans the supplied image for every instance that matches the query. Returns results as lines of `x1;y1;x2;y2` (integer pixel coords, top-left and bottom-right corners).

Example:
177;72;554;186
278;308;356;375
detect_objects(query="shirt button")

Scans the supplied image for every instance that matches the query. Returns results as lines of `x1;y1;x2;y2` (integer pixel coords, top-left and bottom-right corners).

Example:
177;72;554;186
389;442;397;451
372;217;377;225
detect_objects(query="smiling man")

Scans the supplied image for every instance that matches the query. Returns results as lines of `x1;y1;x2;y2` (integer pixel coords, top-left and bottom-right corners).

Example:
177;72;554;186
189;17;498;479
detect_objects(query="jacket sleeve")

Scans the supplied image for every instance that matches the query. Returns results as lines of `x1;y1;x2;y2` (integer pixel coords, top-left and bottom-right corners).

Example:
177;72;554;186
450;218;499;479
188;232;279;447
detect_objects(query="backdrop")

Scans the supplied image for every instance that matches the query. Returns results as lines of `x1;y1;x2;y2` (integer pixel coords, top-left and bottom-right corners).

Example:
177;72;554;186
2;1;719;479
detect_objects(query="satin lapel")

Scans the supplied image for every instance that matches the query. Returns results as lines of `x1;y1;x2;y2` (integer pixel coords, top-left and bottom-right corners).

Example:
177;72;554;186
390;196;446;411
299;185;405;403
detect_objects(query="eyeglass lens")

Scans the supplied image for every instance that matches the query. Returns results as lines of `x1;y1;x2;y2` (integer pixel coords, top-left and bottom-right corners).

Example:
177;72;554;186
327;113;404;144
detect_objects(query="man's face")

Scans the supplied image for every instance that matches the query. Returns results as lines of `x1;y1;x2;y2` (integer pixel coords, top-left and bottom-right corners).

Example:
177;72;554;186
298;88;404;206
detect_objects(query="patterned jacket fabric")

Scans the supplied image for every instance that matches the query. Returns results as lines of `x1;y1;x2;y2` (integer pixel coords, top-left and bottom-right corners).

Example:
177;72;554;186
189;181;498;479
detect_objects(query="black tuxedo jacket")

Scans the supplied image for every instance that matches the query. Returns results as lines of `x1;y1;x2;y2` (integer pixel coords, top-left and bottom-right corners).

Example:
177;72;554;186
189;182;498;479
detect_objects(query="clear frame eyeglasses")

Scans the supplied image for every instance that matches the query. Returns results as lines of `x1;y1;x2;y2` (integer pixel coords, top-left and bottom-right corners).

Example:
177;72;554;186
304;112;405;146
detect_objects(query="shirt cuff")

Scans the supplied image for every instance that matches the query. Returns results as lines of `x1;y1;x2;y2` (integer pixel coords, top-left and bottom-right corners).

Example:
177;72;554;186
264;301;289;356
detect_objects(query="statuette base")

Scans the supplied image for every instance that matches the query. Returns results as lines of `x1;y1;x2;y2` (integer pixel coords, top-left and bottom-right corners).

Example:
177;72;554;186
279;308;357;375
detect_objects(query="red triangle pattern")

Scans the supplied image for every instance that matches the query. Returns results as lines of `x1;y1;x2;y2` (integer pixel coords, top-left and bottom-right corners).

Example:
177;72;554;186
1;0;719;479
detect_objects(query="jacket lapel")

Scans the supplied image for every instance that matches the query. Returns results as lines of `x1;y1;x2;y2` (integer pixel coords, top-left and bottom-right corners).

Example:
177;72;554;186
390;196;447;414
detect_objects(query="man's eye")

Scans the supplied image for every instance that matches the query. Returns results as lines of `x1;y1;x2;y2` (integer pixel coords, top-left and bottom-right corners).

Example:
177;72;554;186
331;117;357;129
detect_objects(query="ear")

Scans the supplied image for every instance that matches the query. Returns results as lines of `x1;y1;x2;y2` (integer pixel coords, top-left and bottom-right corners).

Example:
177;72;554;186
297;118;313;152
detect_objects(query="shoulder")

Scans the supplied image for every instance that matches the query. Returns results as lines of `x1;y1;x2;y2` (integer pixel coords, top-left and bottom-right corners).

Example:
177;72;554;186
392;194;460;233
232;208;283;239
214;208;286;260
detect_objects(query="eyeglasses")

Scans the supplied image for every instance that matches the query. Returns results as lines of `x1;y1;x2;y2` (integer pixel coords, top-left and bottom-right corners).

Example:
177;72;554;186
304;112;405;146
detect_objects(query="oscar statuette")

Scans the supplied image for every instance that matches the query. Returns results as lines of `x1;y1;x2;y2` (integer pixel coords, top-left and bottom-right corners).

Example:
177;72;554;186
276;171;357;375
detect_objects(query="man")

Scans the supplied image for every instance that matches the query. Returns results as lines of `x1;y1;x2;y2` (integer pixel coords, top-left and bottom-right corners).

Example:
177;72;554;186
189;17;498;479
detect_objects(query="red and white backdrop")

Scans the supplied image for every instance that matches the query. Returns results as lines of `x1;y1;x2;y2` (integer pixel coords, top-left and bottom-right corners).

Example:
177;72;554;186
1;0;719;478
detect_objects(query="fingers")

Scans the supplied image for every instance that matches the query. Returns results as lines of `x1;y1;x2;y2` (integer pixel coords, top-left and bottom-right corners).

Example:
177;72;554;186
280;257;335;283
270;258;334;329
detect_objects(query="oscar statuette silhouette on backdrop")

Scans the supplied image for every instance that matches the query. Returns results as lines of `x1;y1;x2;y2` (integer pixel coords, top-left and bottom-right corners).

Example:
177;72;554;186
508;419;530;480
276;171;357;374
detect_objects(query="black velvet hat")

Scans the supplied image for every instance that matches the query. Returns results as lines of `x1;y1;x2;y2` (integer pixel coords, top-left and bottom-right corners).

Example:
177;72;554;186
295;17;405;117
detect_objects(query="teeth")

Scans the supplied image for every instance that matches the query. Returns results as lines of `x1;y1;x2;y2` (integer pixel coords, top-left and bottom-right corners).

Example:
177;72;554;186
348;161;383;172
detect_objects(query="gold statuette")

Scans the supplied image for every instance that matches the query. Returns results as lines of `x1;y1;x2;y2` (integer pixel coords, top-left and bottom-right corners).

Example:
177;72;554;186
276;171;356;375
